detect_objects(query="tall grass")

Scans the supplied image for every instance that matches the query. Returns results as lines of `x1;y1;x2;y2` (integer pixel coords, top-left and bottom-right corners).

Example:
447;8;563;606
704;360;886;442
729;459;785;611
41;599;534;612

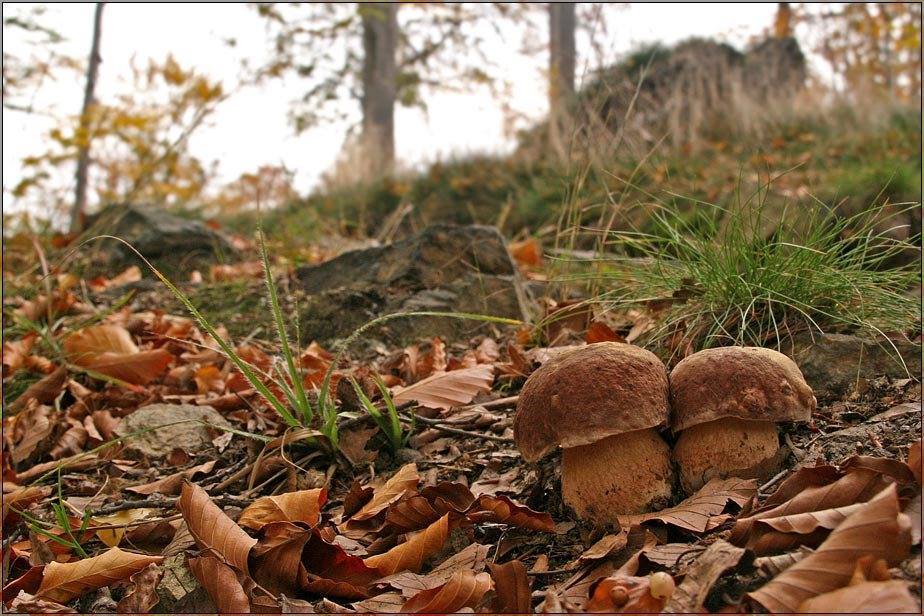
577;198;919;362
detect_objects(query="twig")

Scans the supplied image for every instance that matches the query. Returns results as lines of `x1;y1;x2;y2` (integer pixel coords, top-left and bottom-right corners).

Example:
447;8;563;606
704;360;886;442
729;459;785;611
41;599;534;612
400;411;513;443
758;468;789;494
526;567;575;577
91;494;253;516
453;395;519;412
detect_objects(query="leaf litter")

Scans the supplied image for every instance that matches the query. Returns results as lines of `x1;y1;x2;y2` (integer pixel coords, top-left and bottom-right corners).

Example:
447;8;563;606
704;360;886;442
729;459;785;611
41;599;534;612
1;242;920;614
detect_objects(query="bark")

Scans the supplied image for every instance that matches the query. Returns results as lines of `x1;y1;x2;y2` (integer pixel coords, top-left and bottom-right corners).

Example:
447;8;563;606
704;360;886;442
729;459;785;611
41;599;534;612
359;2;397;178
70;2;105;233
548;2;576;159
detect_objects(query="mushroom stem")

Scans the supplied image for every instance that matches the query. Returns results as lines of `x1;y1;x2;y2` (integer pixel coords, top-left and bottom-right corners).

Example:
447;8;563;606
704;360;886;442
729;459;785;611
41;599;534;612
561;428;674;521
673;417;780;493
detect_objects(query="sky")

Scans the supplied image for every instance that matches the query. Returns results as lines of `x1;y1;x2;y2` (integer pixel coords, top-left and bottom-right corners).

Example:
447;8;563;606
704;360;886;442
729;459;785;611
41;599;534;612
2;2;786;217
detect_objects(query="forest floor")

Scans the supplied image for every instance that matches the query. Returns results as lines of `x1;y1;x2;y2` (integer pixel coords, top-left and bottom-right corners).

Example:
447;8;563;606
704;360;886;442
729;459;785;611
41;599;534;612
2;228;921;614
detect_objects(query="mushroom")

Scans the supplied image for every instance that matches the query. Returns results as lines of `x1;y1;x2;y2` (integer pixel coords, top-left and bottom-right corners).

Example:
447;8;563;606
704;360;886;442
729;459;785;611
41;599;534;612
670;346;816;493
513;342;674;522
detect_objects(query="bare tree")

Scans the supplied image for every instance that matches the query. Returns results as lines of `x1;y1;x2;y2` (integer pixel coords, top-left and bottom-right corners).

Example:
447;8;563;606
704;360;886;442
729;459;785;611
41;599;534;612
70;2;105;233
549;2;576;159
359;2;397;178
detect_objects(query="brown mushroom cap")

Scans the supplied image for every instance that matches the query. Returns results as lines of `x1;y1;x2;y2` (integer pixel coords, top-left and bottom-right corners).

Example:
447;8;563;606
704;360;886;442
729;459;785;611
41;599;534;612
514;342;670;463
670;346;816;433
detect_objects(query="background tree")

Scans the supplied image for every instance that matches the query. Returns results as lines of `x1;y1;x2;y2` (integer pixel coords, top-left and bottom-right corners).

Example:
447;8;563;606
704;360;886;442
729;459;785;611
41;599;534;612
774;3;793;38
2;5;73;114
71;2;105;232
548;2;576;159
255;3;521;184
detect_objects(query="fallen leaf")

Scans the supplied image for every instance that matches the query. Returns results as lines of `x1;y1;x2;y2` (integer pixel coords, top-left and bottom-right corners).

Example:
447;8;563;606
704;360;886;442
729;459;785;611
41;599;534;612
401;570;493;613
338;427;379;466
64;325;171;385
585;321;624;344
748;484;911;613
94;509;154;547
907;439;921;486
585;574;666;613
509;238;542;267
187;553;250;614
250;521;311;596
127;461;216;496
364;514;450;576
618;477;757;533
35;547;162;603
238;488;327;530
9;591;76;614
798;580;919;613
488;560;531;613
577;530;629;564
384;496;441;533
9;403;53;464
375;543;489;598
752;546;814;578
391;365;494;410
350;464;419;522
194;365;224;395
302;530;379;599
177;482;256;575
9;367;67;413
116;563;162;614
472;494;555;532
662;540;745;613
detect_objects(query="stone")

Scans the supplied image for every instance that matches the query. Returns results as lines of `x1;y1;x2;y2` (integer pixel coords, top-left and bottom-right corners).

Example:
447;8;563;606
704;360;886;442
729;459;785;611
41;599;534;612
786;333;922;396
84;203;238;276
114;404;231;459
294;224;532;344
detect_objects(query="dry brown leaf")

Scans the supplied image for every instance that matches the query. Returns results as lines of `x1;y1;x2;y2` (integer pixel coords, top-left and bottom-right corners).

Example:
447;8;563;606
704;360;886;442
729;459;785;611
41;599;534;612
908;439;921;486
578;530;629;564
730;469;892;549
9;403;53;464
49;422;87;460
9;367;68;414
488;560;531;613
748;484;911;613
618;477;757;533
662;540;744;613
375;543;490;599
2;334;36;377
64;325;171;385
472;494;555;532
187;553;251;614
3;486;52;531
384;496;441;533
115;563;162;614
34;547;162;604
250;521;311;596
391;364;494;410
302;530;379;599
9;591;76;614
584;574;666;613
401;569;493;613
127;461;216;496
350;463;419;522
585;321;625;344
364;514;450;576
177;482;256;575
509;238;542;267
798;580;919;613
238;488;327;530
841;455;918;486
753;546;814;578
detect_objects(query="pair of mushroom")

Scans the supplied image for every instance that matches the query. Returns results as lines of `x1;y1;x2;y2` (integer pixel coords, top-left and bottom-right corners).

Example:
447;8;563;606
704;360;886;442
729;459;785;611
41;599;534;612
513;342;815;523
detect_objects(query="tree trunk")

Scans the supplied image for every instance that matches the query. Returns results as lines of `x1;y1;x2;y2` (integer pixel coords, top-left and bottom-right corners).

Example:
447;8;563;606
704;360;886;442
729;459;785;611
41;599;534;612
549;2;576;159
774;3;792;38
70;2;105;233
360;2;397;178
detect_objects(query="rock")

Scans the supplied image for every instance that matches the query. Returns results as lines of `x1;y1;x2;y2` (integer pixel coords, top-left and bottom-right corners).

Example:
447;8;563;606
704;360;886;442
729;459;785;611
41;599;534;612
786;333;922;396
115;404;231;459
294;224;532;344
84;203;238;276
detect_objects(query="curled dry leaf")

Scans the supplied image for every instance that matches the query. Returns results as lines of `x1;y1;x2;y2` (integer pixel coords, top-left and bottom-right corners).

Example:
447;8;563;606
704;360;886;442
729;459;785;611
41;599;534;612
9;591;76;614
401;570;493;614
250;521;311;596
187;553;251;614
384;496;440;533
488;560;531;614
364;514;450;576
618;477;757;533
350;463;419;522
471;494;555;532
375;543;490;599
302;530;379;599
177;482;256;575
730;469;894;550
238;488;327;530
907;439;921;486
115;563;162;614
9;366;68;413
391;364;494;410
753;546;814;578
798;580;919;613
35;547;162;604
64;325;171;385
748;484;912;613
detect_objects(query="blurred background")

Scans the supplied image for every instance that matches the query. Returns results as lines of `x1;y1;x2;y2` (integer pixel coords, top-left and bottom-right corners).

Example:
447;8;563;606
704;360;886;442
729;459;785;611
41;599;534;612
2;2;921;250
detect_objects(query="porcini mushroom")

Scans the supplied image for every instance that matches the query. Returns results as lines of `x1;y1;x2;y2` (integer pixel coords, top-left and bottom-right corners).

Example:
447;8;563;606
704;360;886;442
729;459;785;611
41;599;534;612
513;342;674;521
670;346;816;493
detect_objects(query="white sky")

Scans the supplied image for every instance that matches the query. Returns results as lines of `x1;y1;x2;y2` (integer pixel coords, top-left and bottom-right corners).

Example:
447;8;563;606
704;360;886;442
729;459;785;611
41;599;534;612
2;2;786;217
